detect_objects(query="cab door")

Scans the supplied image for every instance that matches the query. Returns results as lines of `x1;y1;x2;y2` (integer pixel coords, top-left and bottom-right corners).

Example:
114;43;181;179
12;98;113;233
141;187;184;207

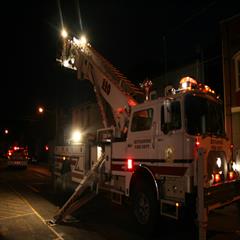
127;106;158;161
157;99;184;164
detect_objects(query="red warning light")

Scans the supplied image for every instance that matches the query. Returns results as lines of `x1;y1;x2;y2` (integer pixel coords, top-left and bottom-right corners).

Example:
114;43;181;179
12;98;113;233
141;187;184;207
214;173;221;183
127;158;134;170
228;171;236;181
195;140;200;147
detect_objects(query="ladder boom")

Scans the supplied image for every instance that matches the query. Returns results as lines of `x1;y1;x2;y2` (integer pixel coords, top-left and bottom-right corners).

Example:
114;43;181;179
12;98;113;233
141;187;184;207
60;37;143;134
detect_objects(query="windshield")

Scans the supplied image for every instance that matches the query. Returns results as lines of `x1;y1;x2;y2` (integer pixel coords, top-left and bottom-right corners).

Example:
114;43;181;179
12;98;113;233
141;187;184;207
185;94;225;136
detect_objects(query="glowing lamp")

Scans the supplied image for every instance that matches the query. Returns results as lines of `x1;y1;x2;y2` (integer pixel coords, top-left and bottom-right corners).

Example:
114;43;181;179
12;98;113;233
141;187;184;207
63;60;69;67
232;162;240;172
216;157;222;168
195;138;200;147
38;107;44;113
196;141;200;147
80;35;87;46
180;76;197;90
127;158;134;170
214;173;221;183
228;171;235;181
61;29;68;38
71;130;82;144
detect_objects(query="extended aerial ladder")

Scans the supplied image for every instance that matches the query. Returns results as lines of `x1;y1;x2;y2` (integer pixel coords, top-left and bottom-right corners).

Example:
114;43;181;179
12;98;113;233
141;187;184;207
59;35;143;136
51;33;144;224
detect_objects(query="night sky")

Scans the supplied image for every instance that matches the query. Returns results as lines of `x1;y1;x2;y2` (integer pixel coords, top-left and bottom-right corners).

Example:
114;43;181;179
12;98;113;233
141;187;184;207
1;0;240;139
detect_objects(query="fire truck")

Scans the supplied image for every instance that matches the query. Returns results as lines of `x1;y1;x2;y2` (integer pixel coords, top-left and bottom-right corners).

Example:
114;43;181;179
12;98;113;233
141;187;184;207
6;146;29;168
52;30;240;233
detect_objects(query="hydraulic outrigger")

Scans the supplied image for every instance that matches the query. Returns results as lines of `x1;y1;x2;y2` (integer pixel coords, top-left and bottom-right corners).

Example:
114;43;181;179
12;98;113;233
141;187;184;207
49;153;105;224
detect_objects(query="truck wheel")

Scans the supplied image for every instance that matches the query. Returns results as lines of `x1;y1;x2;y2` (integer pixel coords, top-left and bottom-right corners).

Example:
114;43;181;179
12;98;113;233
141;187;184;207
132;181;158;235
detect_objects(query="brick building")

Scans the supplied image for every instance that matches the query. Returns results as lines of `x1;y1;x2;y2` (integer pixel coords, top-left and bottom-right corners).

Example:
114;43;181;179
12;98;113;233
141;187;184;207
221;14;240;160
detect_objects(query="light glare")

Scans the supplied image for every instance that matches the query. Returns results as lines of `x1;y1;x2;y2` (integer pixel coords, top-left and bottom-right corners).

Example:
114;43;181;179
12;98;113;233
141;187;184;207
71;130;82;143
63;60;69;67
80;35;87;45
38;107;44;113
233;162;240;172
216;157;222;168
61;29;68;38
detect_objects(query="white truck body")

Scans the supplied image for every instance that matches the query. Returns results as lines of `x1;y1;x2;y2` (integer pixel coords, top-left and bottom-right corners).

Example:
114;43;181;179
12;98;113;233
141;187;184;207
53;33;240;229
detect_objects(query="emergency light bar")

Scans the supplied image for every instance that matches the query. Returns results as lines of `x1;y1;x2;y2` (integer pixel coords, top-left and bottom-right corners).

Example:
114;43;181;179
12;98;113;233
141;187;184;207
175;76;216;95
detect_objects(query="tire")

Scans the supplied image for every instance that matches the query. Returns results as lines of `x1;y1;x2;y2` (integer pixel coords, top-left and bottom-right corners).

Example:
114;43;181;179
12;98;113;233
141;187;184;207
132;180;159;235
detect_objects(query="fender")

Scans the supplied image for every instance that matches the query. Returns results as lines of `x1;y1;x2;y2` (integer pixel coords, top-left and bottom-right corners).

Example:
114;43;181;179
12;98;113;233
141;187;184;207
130;164;160;200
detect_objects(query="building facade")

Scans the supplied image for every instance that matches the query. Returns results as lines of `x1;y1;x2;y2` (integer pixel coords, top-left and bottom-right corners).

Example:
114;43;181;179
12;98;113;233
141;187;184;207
221;14;240;160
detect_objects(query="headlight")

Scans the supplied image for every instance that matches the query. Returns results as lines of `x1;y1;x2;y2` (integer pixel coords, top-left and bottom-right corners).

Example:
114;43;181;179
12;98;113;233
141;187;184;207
216;157;222;168
232;162;240;172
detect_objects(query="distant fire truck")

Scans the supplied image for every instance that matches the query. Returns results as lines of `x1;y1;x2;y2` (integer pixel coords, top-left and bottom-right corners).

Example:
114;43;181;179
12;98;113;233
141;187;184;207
52;30;240;232
7;146;29;168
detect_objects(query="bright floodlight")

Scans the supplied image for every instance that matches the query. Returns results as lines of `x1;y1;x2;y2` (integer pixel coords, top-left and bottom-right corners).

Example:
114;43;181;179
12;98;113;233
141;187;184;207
63;59;69;67
182;82;188;89
61;29;68;38
216;157;222;168
80;35;87;46
71;130;82;143
233;162;240;172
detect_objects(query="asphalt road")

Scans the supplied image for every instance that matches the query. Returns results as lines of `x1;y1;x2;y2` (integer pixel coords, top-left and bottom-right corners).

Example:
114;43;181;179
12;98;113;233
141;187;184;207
0;160;239;240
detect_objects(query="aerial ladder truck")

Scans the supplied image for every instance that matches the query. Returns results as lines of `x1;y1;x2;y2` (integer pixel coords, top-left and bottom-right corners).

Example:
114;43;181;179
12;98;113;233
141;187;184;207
51;30;240;238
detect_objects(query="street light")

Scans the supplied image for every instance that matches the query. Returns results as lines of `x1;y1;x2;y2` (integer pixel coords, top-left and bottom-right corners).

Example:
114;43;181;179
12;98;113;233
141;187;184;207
38;107;44;114
4;129;9;134
36;105;58;143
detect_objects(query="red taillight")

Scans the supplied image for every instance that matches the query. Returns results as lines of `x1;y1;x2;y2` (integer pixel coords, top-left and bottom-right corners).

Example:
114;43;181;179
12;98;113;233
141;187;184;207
127;158;134;171
214;173;221;183
227;171;236;181
45;145;49;151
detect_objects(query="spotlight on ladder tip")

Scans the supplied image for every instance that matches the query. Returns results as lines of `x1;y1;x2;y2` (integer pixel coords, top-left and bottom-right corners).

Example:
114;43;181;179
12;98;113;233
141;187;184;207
61;28;68;38
73;34;88;48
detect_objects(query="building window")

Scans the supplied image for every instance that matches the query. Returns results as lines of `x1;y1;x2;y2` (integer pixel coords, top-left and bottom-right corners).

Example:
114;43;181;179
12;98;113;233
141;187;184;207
235;52;240;91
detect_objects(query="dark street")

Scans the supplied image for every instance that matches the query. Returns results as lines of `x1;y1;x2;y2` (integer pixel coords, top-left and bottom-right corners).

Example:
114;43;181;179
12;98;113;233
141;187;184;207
0;160;239;240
